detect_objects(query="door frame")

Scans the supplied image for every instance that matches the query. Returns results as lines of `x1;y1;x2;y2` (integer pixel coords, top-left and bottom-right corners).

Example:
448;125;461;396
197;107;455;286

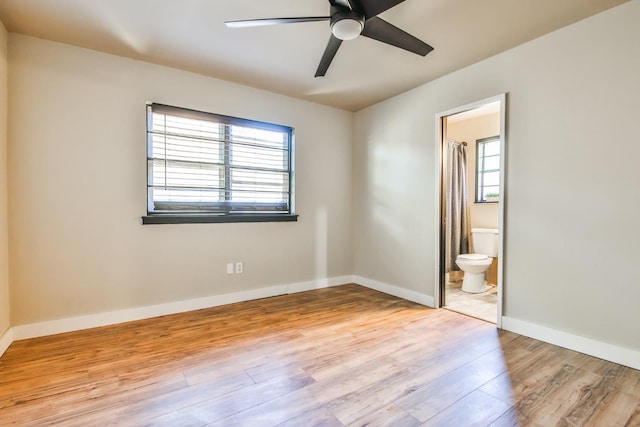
434;93;507;327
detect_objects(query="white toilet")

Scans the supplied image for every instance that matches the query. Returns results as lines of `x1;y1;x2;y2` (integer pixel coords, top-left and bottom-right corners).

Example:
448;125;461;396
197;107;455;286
455;228;499;293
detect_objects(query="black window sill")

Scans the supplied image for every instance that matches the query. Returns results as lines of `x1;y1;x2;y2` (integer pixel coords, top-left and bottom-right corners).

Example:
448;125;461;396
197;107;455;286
142;214;298;225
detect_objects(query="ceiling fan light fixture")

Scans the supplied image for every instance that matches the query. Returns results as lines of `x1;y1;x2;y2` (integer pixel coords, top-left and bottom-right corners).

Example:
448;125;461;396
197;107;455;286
226;1;433;77
331;17;363;40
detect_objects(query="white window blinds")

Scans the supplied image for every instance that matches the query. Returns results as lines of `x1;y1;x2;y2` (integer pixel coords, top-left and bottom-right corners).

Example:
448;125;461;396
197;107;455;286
146;103;294;217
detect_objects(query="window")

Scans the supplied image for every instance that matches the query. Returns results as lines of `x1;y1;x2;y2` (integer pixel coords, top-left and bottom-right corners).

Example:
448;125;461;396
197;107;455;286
143;103;296;224
475;136;501;203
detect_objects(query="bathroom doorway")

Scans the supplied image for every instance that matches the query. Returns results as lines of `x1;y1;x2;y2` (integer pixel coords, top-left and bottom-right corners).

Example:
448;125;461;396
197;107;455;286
435;95;506;326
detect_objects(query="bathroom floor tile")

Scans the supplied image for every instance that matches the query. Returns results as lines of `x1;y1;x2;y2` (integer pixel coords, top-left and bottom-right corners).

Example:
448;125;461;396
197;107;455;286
445;281;497;323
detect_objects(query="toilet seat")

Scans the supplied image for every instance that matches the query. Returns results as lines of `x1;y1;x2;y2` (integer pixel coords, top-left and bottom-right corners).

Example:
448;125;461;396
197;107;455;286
457;254;489;261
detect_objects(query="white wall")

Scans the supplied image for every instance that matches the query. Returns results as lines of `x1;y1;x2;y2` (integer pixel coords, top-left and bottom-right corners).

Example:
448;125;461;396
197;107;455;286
446;112;500;230
0;21;10;336
354;1;640;352
8;35;353;326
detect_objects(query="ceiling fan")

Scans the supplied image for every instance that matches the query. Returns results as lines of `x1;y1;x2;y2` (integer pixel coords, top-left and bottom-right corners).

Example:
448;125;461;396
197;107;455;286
225;0;433;77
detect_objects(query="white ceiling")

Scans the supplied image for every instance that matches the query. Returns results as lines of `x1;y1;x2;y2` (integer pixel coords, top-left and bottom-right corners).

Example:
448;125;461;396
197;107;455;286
0;0;629;111
447;101;501;124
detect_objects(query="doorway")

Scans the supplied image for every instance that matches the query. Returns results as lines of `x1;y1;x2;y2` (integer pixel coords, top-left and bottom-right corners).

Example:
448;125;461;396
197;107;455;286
435;95;506;326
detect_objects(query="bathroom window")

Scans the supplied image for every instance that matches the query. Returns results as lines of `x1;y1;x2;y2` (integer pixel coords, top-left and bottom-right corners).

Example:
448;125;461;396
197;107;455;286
143;103;296;224
476;136;501;203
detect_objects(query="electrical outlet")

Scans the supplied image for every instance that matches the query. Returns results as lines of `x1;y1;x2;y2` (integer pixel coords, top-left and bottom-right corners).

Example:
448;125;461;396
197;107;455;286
235;262;244;274
226;263;234;274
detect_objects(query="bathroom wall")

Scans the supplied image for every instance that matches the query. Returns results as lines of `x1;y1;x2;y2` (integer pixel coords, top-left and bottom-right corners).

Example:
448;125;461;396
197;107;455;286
446;112;500;230
8;34;353;326
0;20;10;337
353;0;640;353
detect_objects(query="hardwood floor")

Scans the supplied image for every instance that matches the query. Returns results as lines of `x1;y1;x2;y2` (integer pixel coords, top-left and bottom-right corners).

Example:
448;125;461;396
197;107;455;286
1;284;638;426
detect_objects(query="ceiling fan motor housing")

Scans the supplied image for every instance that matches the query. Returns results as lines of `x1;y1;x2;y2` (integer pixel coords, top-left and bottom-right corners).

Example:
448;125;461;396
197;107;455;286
330;7;365;40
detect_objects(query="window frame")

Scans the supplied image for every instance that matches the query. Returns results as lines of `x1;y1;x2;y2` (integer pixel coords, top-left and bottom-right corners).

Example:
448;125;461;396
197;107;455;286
142;103;297;224
475;135;501;203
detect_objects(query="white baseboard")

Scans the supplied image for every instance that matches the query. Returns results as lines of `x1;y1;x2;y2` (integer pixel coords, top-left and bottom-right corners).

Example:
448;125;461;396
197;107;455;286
354;275;435;308
0;327;13;358
288;275;355;293
502;316;640;371
11;276;353;341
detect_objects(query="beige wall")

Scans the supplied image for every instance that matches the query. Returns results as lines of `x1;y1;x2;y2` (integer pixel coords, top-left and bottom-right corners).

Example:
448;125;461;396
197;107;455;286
0;21;9;335
446;112;500;230
354;1;640;351
8;35;353;325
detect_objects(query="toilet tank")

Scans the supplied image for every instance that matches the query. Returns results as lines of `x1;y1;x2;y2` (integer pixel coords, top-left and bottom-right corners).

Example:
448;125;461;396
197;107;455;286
472;228;499;257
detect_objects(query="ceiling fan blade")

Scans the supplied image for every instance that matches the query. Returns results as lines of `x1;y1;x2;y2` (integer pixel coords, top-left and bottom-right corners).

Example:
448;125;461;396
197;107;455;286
357;0;405;19
315;35;343;77
361;17;433;56
329;0;353;9
225;17;329;28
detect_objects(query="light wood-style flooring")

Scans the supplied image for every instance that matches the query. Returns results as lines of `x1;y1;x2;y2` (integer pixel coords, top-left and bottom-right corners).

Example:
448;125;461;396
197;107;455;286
1;284;639;426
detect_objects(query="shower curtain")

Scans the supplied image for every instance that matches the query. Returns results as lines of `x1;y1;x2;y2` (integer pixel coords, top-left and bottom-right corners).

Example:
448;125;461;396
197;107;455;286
445;139;470;272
